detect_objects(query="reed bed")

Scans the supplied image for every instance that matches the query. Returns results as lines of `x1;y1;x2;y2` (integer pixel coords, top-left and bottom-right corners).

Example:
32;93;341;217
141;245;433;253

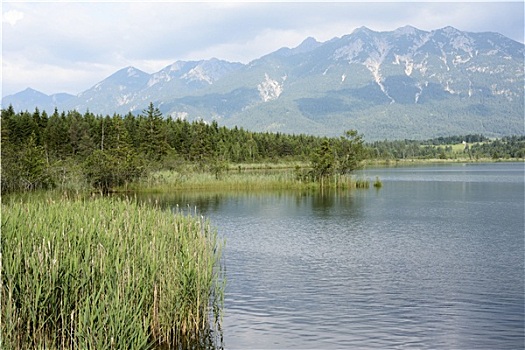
1;195;224;349
135;169;307;192
134;169;374;192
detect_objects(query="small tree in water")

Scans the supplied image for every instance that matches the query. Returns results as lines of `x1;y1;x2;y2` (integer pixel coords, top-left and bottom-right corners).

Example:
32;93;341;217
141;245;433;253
309;130;366;185
311;138;335;182
335;130;366;175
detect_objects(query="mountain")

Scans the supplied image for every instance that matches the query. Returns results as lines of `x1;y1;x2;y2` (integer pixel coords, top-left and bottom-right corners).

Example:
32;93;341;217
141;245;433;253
58;59;245;115
3;26;524;140
65;66;151;114
2;88;75;114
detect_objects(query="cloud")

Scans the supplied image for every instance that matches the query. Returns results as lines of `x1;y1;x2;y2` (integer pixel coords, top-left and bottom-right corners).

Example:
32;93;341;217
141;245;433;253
1;1;523;97
3;54;118;96
2;9;24;26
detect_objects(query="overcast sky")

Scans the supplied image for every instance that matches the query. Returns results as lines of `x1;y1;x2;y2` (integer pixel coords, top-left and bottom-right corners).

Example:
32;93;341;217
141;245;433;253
2;1;524;97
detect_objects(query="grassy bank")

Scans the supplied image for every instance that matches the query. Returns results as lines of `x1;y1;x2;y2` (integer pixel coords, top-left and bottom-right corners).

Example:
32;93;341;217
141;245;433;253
1;194;224;349
129;168;373;193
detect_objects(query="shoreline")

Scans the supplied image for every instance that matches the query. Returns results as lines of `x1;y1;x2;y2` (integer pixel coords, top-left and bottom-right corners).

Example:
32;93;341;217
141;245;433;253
362;157;524;168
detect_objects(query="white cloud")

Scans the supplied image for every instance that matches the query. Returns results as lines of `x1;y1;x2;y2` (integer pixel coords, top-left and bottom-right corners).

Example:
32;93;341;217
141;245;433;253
1;2;523;97
2;55;117;96
183;28;310;64
2;9;24;26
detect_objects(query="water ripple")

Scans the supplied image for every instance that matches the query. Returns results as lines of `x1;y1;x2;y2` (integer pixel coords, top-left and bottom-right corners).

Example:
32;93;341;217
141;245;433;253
165;163;525;349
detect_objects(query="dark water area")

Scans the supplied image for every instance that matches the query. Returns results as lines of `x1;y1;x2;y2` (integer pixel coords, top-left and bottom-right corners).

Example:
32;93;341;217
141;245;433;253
141;162;525;349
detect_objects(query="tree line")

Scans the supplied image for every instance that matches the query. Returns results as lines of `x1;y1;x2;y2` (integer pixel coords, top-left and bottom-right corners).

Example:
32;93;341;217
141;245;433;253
1;103;366;193
368;136;525;160
2;103;522;194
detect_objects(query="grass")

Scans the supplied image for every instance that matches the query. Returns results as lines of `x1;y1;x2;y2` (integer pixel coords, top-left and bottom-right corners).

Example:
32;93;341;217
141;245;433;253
133;169;303;192
131;168;375;193
227;161;309;171
1;194;225;349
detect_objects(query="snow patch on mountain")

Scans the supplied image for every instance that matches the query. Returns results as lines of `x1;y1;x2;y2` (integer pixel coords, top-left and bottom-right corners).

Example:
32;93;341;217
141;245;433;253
453;55;471;66
147;71;171;87
439;48;450;71
444;80;456;94
182;65;213;84
415;82;425;103
258;74;283;102
450;34;474;55
117;94;132;106
364;38;395;103
169;62;186;72
333;39;364;61
127;67;140;78
394;25;418;37
365;60;395;103
491;84;515;101
393;54;414;76
170;111;189;120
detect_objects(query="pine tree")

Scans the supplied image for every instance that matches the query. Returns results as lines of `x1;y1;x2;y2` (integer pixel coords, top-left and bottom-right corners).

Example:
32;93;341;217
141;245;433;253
19;134;53;191
311;138;335;181
138;102;171;160
44;109;70;160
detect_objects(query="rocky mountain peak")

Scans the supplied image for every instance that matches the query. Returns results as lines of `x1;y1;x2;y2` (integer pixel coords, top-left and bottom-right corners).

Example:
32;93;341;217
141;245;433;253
3;26;523;140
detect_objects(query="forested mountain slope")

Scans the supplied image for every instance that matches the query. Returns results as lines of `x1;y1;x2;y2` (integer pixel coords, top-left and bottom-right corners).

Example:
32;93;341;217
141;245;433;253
3;26;523;140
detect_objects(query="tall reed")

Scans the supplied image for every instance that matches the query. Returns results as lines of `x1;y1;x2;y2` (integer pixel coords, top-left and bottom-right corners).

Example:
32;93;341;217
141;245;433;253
136;169;306;192
134;169;375;192
1;195;224;349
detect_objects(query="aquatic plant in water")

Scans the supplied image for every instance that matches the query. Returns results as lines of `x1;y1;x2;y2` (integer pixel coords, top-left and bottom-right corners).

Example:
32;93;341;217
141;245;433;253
1;195;225;349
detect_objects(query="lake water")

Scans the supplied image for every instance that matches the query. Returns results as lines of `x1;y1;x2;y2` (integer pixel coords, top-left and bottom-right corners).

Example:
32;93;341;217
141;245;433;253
148;162;524;349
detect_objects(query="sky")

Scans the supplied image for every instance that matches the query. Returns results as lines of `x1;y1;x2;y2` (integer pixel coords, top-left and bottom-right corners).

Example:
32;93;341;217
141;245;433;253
2;1;524;98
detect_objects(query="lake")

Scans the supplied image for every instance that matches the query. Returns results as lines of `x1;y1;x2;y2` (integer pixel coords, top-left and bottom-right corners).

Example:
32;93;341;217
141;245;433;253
146;162;524;349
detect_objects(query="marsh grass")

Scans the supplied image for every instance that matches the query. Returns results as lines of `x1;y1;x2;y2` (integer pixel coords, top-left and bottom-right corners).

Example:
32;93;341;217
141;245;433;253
1;194;224;349
134;169;308;192
134;169;374;193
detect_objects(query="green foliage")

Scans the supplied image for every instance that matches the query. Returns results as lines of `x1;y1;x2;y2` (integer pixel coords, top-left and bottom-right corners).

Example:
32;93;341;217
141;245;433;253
367;134;525;161
18;135;54;191
1;132;54;193
336;130;366;174
83;149;143;193
309;130;366;184
139;102;171;160
1;195;224;349
2;103;523;194
208;158;229;180
311;138;335;180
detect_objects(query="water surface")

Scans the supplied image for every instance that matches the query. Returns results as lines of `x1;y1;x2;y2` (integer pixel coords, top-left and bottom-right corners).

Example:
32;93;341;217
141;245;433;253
148;162;525;349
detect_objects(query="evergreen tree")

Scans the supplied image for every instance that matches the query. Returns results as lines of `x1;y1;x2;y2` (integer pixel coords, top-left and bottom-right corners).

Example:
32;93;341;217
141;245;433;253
123;112;140;149
1;109;18;193
18;134;54;191
311;138;335;181
138;102;171;160
44;109;70;160
189;121;213;162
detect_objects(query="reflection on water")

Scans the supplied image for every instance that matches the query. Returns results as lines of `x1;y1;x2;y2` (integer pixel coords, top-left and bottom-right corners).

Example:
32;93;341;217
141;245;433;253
137;162;524;349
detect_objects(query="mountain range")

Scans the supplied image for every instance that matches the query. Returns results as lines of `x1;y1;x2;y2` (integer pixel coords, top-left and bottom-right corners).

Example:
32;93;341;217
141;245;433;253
3;25;524;140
